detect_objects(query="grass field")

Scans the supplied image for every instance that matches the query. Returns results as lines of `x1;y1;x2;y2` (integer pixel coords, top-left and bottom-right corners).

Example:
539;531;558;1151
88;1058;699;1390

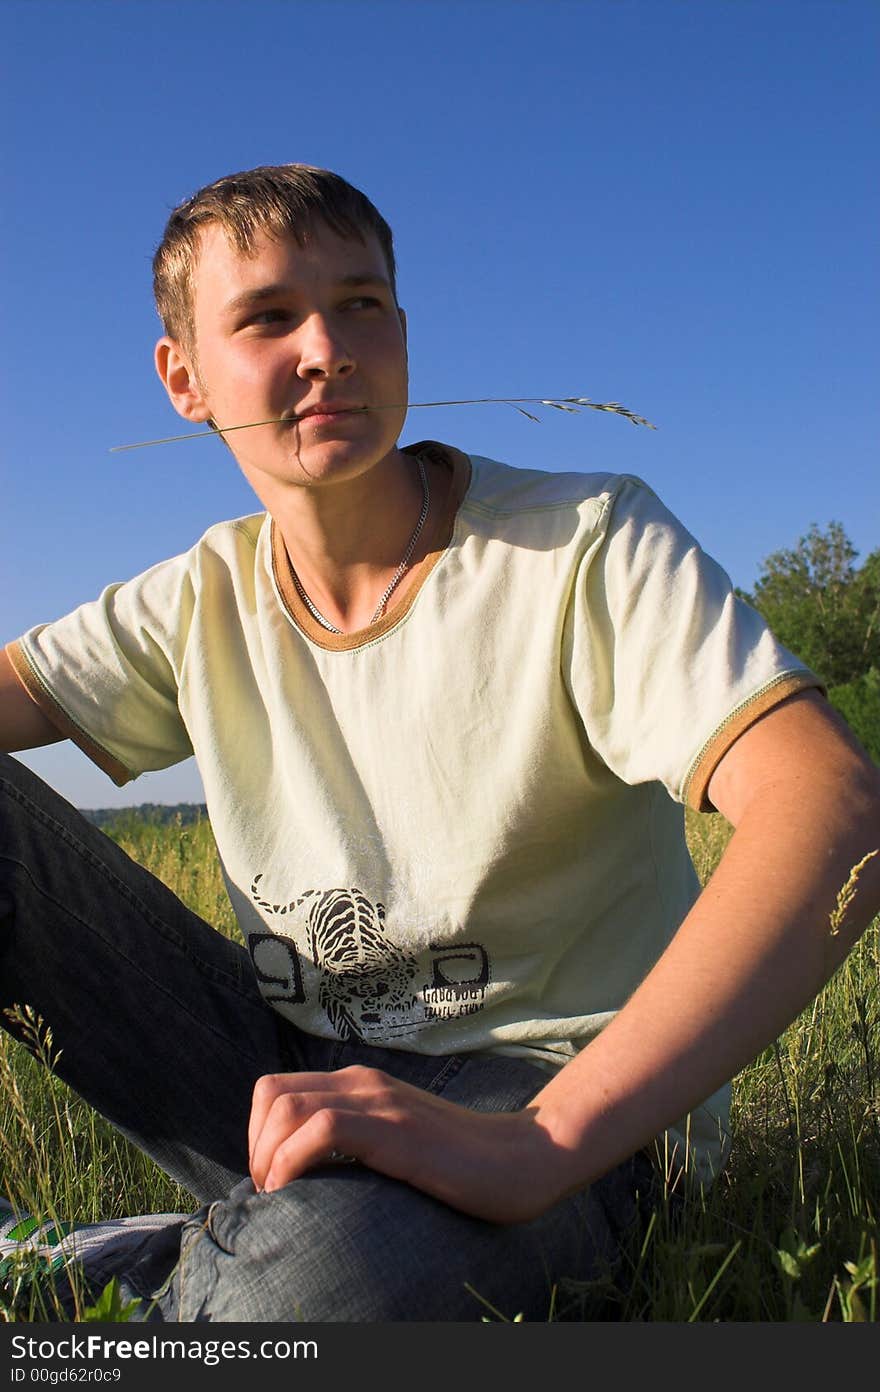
1;808;878;1321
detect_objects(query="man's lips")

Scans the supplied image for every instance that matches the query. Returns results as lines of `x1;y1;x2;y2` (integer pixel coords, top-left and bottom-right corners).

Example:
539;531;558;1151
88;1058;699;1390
286;403;367;424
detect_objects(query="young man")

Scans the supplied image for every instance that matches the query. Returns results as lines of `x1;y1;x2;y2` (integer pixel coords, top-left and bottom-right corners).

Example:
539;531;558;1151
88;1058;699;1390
1;164;879;1322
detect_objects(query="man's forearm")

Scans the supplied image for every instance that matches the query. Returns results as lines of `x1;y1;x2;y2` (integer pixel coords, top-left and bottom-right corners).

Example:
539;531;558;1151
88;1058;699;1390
528;767;880;1197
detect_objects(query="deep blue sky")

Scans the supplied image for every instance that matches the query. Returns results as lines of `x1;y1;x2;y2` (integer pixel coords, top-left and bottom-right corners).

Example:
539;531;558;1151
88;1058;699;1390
3;0;878;808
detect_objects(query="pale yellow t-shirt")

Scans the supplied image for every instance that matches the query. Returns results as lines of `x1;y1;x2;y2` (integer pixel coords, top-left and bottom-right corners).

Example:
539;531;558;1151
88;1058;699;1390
9;442;822;1184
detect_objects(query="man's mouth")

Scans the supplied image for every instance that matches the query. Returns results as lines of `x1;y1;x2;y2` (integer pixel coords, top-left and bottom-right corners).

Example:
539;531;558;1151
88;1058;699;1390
286;403;367;424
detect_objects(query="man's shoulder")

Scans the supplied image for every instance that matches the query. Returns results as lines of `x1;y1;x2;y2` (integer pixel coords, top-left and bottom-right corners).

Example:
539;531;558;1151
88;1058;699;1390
97;513;270;615
137;512;268;583
190;511;268;556
462;453;654;521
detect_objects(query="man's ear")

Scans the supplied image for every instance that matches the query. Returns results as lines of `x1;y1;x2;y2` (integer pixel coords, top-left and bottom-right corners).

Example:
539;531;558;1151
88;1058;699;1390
398;306;407;354
154;337;212;422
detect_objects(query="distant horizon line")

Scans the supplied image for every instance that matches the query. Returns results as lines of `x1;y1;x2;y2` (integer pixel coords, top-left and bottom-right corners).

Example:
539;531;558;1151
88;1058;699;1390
78;800;209;826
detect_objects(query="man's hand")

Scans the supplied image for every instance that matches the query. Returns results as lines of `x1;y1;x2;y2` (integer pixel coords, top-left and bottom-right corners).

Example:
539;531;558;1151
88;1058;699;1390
247;1065;579;1224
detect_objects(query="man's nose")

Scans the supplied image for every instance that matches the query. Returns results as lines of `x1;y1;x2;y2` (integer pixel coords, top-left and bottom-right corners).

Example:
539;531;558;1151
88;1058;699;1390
296;315;355;380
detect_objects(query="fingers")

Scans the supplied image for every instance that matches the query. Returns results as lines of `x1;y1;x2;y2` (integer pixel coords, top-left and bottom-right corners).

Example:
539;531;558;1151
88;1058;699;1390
247;1067;396;1192
247;1072;296;1169
248;1078;338;1190
256;1103;332;1191
250;1091;335;1190
244;1067;567;1223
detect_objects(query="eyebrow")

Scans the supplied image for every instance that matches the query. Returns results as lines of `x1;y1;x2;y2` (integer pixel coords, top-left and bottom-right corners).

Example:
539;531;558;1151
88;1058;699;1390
222;273;392;318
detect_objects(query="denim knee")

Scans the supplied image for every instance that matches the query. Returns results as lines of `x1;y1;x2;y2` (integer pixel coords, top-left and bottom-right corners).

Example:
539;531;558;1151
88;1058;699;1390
147;1163;628;1324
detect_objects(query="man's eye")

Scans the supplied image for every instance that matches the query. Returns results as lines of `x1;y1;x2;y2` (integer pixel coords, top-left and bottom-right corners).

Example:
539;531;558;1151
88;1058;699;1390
247;309;289;327
344;296;381;311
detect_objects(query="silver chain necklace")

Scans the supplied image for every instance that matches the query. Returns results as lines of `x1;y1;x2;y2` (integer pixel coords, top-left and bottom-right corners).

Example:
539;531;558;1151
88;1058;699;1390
291;458;430;634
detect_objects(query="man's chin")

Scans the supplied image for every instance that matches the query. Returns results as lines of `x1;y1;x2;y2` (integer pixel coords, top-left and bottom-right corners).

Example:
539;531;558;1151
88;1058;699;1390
279;436;396;487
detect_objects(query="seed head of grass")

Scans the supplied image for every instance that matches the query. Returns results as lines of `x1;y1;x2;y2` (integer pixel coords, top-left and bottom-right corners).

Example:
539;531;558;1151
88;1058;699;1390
830;849;879;937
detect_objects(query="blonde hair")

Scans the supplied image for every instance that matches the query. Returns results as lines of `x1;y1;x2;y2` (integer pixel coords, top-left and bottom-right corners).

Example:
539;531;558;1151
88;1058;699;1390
152;163;397;352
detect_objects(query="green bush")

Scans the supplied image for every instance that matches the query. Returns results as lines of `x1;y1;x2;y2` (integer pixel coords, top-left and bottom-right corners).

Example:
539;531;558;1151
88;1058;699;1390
828;668;880;766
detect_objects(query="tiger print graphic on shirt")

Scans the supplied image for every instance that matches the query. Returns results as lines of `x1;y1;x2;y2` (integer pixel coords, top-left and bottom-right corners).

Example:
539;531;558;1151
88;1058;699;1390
249;876;491;1042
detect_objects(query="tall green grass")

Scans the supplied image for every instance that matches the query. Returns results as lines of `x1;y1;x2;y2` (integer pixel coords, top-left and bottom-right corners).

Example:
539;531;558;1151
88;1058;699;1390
1;810;878;1320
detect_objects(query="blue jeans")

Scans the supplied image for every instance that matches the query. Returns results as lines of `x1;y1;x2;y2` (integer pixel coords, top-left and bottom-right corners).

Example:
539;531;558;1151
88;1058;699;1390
0;753;658;1322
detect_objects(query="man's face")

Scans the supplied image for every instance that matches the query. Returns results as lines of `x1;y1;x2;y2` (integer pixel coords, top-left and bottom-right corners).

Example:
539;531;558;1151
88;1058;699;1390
166;219;409;503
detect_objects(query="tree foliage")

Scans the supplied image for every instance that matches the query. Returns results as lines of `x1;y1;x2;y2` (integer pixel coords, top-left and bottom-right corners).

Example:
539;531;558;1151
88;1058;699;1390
739;522;880;688
826;668;880;765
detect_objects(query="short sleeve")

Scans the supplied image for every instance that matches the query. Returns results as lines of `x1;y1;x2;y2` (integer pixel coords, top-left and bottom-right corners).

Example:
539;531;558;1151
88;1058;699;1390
7;550;197;786
564;477;824;809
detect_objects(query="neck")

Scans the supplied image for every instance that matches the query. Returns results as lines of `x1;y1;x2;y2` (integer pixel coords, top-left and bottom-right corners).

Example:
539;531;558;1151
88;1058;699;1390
270;448;433;633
